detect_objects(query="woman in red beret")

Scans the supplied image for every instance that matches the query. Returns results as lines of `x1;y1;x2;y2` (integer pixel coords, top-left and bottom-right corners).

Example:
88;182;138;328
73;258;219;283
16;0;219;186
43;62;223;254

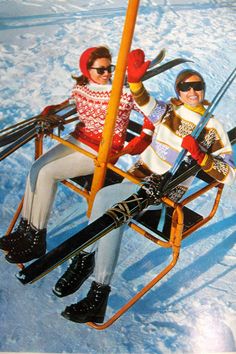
0;46;153;263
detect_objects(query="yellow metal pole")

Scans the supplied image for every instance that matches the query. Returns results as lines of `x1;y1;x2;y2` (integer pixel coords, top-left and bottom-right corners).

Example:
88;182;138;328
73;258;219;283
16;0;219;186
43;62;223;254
87;0;140;216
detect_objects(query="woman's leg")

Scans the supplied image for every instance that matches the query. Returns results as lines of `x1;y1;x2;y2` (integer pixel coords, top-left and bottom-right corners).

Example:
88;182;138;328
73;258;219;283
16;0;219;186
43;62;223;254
22;137;96;229
60;181;139;323
5;138;97;263
89;181;138;285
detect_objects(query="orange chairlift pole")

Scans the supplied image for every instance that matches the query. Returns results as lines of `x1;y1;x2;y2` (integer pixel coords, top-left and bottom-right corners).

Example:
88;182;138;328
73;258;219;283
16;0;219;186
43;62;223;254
87;0;140;217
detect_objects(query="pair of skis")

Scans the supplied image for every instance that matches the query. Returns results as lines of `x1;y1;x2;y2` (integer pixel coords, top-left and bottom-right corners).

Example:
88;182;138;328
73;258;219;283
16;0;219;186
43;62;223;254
17;67;236;285
0;104;78;161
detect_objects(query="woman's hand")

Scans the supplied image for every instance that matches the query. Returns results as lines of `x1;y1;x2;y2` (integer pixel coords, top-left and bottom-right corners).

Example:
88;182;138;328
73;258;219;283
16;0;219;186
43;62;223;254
127;49;150;83
40;105;57;117
181;135;205;164
110;117;154;162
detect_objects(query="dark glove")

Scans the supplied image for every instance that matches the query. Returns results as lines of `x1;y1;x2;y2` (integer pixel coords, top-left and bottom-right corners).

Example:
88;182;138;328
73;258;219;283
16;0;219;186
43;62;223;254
127;49;150;83
181;135;205;164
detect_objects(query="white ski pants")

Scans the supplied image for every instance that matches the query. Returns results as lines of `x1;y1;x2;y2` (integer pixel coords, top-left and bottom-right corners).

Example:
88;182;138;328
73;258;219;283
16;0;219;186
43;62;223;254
87;181;153;285
22;136;96;229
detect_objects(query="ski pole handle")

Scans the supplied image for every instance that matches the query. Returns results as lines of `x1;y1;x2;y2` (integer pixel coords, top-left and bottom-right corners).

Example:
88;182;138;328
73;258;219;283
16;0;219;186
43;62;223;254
193;67;236;139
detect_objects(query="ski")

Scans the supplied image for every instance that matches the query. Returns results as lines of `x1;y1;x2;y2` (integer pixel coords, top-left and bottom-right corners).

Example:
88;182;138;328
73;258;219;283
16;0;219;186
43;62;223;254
148;48;166;68
0;123;37;148
17;128;236;285
17;124;236;285
142;58;192;82
0;126;38;161
0;115;38;136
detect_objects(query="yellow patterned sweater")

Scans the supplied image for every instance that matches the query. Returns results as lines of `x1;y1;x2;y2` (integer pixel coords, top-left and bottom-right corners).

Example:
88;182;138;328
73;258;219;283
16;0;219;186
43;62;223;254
129;83;235;190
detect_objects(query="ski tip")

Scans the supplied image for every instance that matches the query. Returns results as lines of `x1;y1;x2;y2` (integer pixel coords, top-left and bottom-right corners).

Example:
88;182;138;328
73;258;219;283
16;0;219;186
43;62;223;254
15;271;27;285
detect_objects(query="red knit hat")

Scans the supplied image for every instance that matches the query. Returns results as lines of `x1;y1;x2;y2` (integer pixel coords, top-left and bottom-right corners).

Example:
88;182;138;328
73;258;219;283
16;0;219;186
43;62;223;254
79;47;97;79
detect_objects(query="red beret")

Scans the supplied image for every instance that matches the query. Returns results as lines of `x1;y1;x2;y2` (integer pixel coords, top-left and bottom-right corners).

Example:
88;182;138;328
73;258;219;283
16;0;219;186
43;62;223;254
79;47;97;79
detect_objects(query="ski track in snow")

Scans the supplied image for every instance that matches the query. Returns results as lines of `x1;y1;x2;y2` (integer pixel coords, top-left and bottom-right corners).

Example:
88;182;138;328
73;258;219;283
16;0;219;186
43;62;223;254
0;0;236;353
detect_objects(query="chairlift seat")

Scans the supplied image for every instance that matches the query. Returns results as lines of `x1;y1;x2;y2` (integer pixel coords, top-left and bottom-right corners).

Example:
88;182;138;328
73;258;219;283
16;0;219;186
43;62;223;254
133;206;203;241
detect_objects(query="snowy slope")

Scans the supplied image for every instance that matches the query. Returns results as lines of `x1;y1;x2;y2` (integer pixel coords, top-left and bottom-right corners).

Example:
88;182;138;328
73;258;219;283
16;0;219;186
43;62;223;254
0;0;236;353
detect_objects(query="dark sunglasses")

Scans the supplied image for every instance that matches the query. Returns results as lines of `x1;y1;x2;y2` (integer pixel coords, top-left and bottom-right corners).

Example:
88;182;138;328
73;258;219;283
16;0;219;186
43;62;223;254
90;64;115;75
178;81;205;92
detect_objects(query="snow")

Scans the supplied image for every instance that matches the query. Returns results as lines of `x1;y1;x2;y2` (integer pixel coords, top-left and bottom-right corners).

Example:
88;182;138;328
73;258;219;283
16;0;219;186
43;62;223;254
0;0;236;353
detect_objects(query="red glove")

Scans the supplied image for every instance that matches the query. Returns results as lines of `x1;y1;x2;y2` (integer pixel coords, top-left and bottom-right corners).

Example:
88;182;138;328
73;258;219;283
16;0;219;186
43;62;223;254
122;134;151;155
127;49;151;83
40;105;56;117
122;117;154;155
40;99;70;117
181;135;205;164
142;116;155;136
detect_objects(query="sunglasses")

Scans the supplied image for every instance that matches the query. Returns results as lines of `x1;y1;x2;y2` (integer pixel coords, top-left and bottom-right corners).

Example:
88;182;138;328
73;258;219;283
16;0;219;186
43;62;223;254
90;64;115;75
178;81;205;92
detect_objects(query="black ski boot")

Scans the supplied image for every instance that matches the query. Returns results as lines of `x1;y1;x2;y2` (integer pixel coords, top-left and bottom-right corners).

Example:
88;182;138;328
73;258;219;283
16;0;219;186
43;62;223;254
0;218;28;251
5;225;47;263
61;281;111;323
52;251;95;297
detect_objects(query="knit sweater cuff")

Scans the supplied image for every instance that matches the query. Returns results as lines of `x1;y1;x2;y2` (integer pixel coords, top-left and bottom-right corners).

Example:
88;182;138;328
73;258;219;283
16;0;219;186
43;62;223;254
129;82;150;107
129;82;143;93
199;153;209;167
200;154;229;182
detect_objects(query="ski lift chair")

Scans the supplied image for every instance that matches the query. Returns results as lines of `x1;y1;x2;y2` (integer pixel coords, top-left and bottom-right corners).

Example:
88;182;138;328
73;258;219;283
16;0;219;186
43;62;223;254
2;103;235;329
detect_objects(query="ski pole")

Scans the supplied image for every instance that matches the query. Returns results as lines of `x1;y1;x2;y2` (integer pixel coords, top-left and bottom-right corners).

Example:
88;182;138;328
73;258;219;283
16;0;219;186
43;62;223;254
193;67;236;139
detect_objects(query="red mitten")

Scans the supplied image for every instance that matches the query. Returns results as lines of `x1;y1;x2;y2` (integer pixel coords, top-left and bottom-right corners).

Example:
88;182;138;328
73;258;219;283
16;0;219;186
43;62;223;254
40;105;56;117
123;117;154;155
142;116;155;136
127;49;150;83
122;134;150;155
181;135;205;164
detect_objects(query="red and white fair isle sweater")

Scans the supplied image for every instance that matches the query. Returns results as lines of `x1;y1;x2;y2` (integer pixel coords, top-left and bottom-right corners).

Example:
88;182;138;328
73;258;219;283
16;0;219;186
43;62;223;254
70;82;139;153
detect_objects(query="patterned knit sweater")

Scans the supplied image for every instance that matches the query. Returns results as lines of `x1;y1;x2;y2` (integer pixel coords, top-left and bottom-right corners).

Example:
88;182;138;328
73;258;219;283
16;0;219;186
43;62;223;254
129;83;235;191
70;82;140;153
